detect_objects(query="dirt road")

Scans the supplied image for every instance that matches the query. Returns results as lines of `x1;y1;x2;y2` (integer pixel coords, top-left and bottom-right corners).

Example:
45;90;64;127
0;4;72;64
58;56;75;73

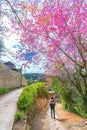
31;106;67;130
0;88;23;130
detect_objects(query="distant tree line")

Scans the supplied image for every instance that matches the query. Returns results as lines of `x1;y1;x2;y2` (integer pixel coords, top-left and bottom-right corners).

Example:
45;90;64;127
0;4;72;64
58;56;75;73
24;73;46;81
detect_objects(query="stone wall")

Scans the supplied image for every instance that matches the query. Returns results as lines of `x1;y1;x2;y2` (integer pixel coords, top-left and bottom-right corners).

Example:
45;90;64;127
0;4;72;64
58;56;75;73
0;63;27;88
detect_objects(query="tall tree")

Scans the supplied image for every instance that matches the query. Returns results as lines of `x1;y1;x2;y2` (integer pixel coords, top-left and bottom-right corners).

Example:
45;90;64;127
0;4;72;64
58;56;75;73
12;0;87;88
2;0;87;89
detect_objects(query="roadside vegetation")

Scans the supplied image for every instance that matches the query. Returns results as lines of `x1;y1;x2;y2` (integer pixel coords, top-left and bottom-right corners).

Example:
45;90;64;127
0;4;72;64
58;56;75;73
51;76;87;119
0;87;21;96
14;81;49;123
0;87;9;95
14;110;25;122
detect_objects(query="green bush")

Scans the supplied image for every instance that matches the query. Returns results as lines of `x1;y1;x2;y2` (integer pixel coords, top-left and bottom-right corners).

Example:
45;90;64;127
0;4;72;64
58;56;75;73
51;77;87;118
0;87;9;95
17;88;35;111
26;79;33;85
15;110;24;122
17;82;48;112
37;83;48;98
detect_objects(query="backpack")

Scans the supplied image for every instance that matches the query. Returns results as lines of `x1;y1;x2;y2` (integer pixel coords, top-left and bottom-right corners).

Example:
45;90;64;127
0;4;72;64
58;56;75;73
50;99;55;109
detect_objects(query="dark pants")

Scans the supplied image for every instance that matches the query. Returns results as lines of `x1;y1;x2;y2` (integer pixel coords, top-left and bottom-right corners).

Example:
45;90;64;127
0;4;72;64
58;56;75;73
50;108;55;118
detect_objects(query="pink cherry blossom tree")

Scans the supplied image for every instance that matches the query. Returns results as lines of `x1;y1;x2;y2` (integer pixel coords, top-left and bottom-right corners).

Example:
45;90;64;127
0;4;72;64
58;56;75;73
32;0;87;89
3;0;87;91
1;0;87;114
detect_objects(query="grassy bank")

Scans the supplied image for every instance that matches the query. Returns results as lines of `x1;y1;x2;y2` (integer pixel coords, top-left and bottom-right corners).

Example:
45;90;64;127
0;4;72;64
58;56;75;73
13;81;49;129
0;87;22;96
0;87;9;95
51;77;87;119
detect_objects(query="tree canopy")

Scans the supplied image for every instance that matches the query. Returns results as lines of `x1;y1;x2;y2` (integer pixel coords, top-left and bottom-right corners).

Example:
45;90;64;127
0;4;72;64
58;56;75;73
1;0;87;88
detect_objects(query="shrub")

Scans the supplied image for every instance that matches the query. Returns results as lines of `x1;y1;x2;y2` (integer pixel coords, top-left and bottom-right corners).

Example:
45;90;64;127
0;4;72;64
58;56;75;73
17;82;48;112
14;111;24;122
26;79;33;85
0;87;9;95
37;82;48;98
17;88;35;111
51;77;87;118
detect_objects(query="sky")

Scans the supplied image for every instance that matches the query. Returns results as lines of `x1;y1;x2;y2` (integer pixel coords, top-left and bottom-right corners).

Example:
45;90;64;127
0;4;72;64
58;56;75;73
1;16;45;74
1;36;45;74
0;0;47;74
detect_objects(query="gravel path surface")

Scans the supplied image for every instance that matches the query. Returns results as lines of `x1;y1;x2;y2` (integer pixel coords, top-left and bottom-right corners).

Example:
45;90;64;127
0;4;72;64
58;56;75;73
0;88;23;130
31;106;67;130
2;89;85;130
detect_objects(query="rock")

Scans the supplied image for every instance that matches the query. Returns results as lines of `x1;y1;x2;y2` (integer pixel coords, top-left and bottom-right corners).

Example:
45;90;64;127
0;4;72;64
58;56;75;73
83;121;87;125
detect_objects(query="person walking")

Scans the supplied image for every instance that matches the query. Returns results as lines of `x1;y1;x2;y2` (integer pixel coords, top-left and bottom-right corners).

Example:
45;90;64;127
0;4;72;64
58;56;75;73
49;96;55;118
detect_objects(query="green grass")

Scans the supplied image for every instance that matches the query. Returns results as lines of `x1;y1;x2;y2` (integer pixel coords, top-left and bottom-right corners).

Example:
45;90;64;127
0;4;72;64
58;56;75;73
14;110;25;122
0;87;9;95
